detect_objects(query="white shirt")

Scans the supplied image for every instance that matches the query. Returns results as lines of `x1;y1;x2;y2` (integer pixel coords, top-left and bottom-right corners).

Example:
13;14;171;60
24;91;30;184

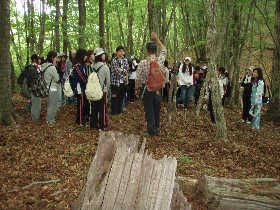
178;64;194;86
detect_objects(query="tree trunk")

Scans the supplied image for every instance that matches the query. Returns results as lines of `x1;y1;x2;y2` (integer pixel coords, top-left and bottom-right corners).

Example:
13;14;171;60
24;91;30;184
55;0;60;52
194;176;280;210
71;131;191;210
99;0;105;49
10;29;23;70
265;0;280;124
24;1;30;64
78;0;86;49
28;0;36;55
38;0;46;55
126;0;134;55
10;58;16;94
205;0;228;141
62;0;69;54
105;0;111;54
0;0;15;125
116;8;125;48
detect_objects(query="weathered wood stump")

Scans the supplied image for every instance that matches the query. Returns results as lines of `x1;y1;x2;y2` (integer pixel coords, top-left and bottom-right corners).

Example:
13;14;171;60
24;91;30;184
182;175;280;210
72;131;191;210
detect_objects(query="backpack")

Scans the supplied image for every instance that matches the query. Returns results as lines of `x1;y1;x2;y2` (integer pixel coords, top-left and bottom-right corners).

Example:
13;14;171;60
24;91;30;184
262;81;270;103
146;58;165;91
28;64;52;98
63;69;74;97
85;65;104;101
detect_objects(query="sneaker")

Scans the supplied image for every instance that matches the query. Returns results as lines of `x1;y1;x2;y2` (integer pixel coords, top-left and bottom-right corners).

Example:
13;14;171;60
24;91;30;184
246;121;251;124
241;119;245;123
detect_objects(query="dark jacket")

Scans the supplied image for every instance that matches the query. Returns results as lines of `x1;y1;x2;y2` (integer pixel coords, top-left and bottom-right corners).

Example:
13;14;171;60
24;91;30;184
72;64;88;94
241;74;252;98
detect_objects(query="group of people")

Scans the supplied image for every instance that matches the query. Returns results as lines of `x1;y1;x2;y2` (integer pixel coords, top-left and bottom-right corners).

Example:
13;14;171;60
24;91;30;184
19;32;265;136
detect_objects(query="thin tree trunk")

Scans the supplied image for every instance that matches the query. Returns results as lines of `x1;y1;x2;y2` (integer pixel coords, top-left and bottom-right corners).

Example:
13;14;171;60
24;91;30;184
62;0;69;54
28;0;36;55
126;0;134;55
105;0;111;54
38;0;46;55
24;1;30;64
205;0;228;141
10;59;16;94
265;0;280;124
0;0;15;125
10;30;23;70
116;8;125;47
99;0;105;49
55;0;60;52
78;0;86;49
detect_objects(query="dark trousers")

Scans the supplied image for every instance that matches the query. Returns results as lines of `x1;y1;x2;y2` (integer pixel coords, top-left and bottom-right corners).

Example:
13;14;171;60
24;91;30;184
128;79;135;102
111;84;125;115
208;94;215;123
242;95;252;121
90;93;107;130
76;94;89;125
162;83;170;102
143;90;161;136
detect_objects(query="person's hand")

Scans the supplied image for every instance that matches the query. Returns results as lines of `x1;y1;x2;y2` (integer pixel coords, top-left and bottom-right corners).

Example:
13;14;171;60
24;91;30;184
151;32;158;41
135;89;139;97
118;68;123;73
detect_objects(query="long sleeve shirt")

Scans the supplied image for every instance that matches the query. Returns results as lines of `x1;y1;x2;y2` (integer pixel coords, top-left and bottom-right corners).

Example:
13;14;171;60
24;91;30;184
177;64;194;86
111;56;129;86
251;80;264;105
136;48;167;87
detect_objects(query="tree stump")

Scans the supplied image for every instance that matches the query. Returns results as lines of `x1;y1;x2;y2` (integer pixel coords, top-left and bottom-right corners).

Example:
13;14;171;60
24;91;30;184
72;131;191;210
194;175;280;210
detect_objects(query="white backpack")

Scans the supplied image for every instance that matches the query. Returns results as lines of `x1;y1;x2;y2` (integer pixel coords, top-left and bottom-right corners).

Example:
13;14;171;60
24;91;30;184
85;65;103;101
63;69;74;97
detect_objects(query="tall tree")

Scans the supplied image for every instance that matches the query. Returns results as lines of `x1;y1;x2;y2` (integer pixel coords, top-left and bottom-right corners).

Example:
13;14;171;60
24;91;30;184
38;0;46;55
78;0;86;49
126;0;134;55
205;0;228;141
99;0;105;49
24;1;30;63
265;0;280;123
55;0;60;52
62;0;69;54
28;0;36;55
0;0;14;125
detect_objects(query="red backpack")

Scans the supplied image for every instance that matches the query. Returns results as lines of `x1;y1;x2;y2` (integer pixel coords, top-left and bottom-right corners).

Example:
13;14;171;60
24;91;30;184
146;58;165;91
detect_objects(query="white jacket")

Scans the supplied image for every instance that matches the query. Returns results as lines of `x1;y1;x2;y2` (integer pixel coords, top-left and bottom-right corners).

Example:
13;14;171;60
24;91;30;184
177;64;194;86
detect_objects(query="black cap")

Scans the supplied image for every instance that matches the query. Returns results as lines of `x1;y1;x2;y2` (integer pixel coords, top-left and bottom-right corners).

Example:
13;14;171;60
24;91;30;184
146;41;157;51
31;54;39;62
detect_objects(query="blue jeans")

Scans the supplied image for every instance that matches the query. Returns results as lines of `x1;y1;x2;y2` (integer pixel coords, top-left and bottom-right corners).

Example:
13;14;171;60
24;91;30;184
176;85;194;108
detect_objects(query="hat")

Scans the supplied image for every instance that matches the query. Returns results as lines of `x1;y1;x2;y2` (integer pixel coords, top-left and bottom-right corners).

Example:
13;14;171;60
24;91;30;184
146;41;157;51
184;57;192;62
202;65;207;70
94;48;105;57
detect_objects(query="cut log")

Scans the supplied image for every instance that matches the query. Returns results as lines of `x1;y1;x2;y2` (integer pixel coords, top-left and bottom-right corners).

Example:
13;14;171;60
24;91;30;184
72;131;191;210
195;175;280;210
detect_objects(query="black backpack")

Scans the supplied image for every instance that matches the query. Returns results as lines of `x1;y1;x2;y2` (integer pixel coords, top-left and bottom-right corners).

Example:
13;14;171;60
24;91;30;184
27;64;53;98
17;64;31;85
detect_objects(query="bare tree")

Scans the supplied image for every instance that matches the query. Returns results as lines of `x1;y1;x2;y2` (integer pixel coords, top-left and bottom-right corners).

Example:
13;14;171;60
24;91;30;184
62;0;69;54
99;0;105;49
55;0;60;52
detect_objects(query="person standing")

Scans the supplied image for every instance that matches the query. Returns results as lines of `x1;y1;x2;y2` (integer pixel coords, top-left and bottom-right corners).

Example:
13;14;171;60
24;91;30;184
110;46;129;115
89;48;111;130
176;57;194;109
250;68;265;130
128;56;138;102
72;49;89;126
66;49;76;104
135;32;167;136
241;67;253;123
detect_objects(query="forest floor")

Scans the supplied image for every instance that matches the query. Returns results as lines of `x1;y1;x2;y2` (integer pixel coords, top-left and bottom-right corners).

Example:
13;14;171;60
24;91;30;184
0;94;280;209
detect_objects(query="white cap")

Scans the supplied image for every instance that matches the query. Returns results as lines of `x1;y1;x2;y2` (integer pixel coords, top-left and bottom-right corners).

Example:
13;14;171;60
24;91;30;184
184;57;192;62
202;65;207;70
94;48;105;56
59;52;66;57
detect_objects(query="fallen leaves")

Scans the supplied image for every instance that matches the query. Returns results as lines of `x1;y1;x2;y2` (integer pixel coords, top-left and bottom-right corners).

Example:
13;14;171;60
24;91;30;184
0;94;279;209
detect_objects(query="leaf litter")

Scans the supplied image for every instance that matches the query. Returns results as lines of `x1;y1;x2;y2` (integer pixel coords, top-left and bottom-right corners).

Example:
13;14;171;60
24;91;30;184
0;94;279;209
